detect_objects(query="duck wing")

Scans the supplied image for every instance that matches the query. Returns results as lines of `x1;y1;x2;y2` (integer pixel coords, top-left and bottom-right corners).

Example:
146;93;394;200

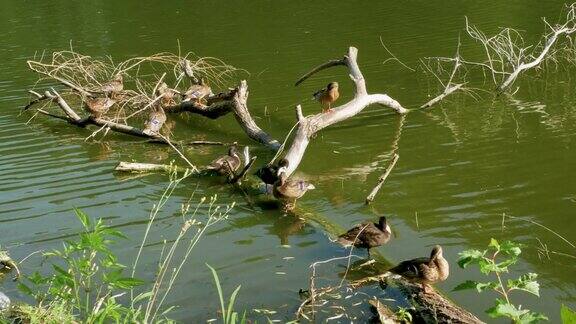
277;179;314;199
390;257;431;280
143;109;167;135
312;88;326;101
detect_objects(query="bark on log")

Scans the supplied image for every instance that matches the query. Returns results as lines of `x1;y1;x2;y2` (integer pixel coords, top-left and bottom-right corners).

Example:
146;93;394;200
114;162;190;173
352;274;484;324
166;81;281;150
283;47;408;176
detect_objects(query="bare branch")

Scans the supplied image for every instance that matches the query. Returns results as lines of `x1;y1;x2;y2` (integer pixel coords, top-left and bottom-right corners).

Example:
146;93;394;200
365;153;399;204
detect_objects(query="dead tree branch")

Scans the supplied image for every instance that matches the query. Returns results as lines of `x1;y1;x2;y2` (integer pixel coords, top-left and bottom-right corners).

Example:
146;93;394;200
365;153;399;204
282;47;408;177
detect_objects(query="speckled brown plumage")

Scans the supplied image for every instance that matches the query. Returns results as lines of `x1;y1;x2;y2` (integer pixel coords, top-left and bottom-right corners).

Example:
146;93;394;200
390;245;449;293
207;145;241;175
313;82;340;112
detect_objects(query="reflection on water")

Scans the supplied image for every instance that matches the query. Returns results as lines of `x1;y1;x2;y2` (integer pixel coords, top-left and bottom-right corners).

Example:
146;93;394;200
1;0;576;322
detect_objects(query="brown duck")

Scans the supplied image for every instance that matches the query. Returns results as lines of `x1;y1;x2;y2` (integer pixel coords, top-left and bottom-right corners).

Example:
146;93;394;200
156;82;179;108
337;216;392;253
273;165;315;207
390;245;449;293
84;97;116;118
183;79;212;104
143;105;167;136
313;82;339;113
101;73;123;95
207;145;241;175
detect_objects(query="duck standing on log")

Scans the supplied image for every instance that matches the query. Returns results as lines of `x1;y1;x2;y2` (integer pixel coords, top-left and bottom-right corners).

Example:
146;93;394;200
273;162;315;209
183;79;212;106
390;245;449;294
255;159;288;193
84;97;116;119
156;82;179;108
143;104;167;136
101;73;124;97
313;81;339;113
337;216;392;254
207;144;241;176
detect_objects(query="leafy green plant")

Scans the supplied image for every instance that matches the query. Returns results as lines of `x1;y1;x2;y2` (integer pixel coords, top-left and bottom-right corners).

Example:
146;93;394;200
395;306;413;323
207;264;246;324
455;238;548;323
17;208;146;322
561;304;576;324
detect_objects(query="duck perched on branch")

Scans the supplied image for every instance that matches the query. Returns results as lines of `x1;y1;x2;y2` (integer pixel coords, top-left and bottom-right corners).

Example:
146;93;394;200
313;82;339;113
255;159;288;191
143;105;167;136
390;245;449;294
156;82;179;108
207;144;241;176
273;163;315;209
101;73;123;95
183;79;212;105
84;97;116;119
338;216;392;253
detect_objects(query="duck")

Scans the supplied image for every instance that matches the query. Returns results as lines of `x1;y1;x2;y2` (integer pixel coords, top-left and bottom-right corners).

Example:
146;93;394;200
101;73;124;95
206;144;241;176
313;82;339;113
273;164;315;209
156;82;179;108
255;159;288;191
84;97;116;118
183;79;212;105
337;216;392;253
143;104;167;136
389;245;449;294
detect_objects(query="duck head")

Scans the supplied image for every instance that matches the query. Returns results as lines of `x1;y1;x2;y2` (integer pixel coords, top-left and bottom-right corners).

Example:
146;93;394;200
378;216;392;234
327;82;339;90
430;245;443;260
228;144;239;157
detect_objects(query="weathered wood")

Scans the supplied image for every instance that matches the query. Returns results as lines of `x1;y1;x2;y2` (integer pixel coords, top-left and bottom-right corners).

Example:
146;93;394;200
114;162;190;173
365;153;399;204
421;83;464;109
352;274;484;324
282;47;408;177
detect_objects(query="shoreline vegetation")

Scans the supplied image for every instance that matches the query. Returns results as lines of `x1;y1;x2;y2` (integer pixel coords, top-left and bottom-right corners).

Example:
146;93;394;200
3;3;576;323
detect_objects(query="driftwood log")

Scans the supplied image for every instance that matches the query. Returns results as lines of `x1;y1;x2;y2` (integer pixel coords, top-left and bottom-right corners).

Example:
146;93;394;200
283;47;408;176
353;273;484;324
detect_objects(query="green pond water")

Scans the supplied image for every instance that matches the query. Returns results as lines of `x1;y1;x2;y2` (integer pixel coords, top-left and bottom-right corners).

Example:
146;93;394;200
1;1;575;322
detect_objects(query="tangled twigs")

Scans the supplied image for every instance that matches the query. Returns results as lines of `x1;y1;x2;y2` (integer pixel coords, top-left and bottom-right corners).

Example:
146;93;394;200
463;3;576;92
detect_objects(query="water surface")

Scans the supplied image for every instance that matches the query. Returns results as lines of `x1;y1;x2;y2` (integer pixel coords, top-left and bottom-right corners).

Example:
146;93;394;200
0;1;575;322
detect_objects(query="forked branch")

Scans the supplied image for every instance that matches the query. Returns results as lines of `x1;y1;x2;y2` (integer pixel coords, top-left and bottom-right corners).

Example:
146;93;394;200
281;47;407;176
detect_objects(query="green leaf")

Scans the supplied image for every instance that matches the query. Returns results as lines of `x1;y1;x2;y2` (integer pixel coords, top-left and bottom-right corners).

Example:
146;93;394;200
561;304;576;324
488;238;500;251
226;285;242;324
206;263;226;322
486;299;528;320
74;208;91;229
508;273;540;297
17;282;34;296
111;277;145;289
518;311;549;324
453;280;499;293
500;240;522;257
457;249;486;268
